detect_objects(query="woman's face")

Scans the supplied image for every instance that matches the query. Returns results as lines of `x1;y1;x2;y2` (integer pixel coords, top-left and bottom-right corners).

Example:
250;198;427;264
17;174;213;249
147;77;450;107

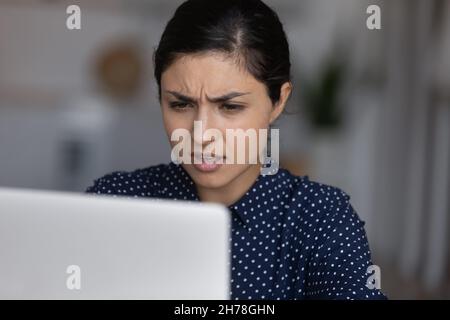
160;52;289;190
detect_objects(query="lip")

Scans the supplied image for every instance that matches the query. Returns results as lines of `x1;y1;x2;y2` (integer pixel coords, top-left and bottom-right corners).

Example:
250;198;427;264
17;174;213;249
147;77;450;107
191;153;225;172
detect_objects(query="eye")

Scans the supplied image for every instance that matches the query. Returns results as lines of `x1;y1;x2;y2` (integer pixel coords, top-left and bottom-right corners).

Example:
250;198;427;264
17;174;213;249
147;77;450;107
220;103;244;112
168;101;193;110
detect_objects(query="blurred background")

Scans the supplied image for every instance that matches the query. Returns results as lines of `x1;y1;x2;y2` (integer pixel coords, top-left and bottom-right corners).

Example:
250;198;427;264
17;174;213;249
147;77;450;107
0;0;449;299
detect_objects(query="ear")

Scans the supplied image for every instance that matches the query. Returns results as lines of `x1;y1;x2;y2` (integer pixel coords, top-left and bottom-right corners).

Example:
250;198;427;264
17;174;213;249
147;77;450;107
269;82;292;124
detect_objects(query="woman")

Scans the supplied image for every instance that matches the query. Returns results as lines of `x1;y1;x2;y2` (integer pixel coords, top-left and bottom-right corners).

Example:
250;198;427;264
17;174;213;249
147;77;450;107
86;0;386;300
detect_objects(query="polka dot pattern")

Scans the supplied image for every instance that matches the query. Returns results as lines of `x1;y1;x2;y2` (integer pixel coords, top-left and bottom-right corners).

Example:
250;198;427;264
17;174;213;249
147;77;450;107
86;162;386;300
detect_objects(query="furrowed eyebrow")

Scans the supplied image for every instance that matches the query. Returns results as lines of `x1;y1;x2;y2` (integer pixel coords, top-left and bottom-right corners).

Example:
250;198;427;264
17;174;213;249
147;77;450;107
207;91;250;103
165;91;197;104
165;90;250;104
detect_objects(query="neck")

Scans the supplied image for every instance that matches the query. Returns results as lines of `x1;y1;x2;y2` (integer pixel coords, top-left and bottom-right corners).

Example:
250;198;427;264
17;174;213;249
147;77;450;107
196;164;261;207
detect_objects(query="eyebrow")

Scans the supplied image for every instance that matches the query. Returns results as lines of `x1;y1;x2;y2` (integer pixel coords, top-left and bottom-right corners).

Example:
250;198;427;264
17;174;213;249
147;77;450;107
165;90;250;104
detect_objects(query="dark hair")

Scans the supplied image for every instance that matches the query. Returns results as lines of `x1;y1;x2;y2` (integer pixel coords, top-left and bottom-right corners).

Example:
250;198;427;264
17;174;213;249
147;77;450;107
153;0;291;104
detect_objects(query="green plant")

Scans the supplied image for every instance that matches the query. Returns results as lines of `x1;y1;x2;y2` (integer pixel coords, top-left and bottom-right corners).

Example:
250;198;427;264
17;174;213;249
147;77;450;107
302;56;346;131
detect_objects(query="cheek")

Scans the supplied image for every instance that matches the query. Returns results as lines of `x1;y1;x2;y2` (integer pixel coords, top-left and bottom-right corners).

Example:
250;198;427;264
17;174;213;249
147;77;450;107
161;109;192;139
236;106;272;130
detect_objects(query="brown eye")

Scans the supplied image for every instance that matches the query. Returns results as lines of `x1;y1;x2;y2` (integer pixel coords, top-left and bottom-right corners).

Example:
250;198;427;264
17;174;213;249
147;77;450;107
169;102;193;110
221;103;244;112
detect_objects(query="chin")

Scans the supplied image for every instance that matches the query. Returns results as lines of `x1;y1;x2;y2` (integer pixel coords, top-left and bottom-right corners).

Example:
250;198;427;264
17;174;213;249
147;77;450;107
183;164;239;190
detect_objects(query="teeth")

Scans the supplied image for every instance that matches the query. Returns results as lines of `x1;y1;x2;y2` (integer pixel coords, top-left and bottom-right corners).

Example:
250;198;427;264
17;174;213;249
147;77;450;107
194;154;221;159
192;154;224;164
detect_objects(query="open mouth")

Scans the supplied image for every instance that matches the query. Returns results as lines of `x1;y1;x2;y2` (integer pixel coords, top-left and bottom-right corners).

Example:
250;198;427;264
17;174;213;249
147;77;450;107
191;153;225;172
191;153;225;164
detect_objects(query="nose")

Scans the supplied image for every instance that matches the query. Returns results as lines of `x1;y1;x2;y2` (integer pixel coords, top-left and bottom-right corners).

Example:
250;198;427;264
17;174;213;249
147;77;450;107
192;104;216;148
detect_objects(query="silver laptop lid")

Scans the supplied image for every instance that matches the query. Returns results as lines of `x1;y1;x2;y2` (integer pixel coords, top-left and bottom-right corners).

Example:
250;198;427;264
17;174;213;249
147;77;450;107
0;187;230;300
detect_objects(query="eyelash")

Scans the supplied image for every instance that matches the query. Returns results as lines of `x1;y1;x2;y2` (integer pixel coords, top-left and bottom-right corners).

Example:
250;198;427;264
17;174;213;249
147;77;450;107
169;102;192;110
168;102;244;112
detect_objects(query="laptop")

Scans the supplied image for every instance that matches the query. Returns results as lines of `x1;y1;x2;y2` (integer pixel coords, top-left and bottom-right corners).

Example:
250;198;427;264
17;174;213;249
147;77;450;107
0;187;230;299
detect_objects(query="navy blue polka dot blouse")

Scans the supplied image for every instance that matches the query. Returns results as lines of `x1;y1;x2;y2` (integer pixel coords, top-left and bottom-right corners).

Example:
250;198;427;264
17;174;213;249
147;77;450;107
85;162;386;300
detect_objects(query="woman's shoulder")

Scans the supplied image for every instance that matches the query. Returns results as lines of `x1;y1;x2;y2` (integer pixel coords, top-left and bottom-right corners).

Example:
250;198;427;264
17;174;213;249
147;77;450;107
278;168;361;227
85;162;176;197
280;168;351;208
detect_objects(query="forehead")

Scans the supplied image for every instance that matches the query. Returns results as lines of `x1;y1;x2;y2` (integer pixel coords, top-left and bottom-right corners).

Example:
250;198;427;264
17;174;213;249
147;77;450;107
160;52;265;97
